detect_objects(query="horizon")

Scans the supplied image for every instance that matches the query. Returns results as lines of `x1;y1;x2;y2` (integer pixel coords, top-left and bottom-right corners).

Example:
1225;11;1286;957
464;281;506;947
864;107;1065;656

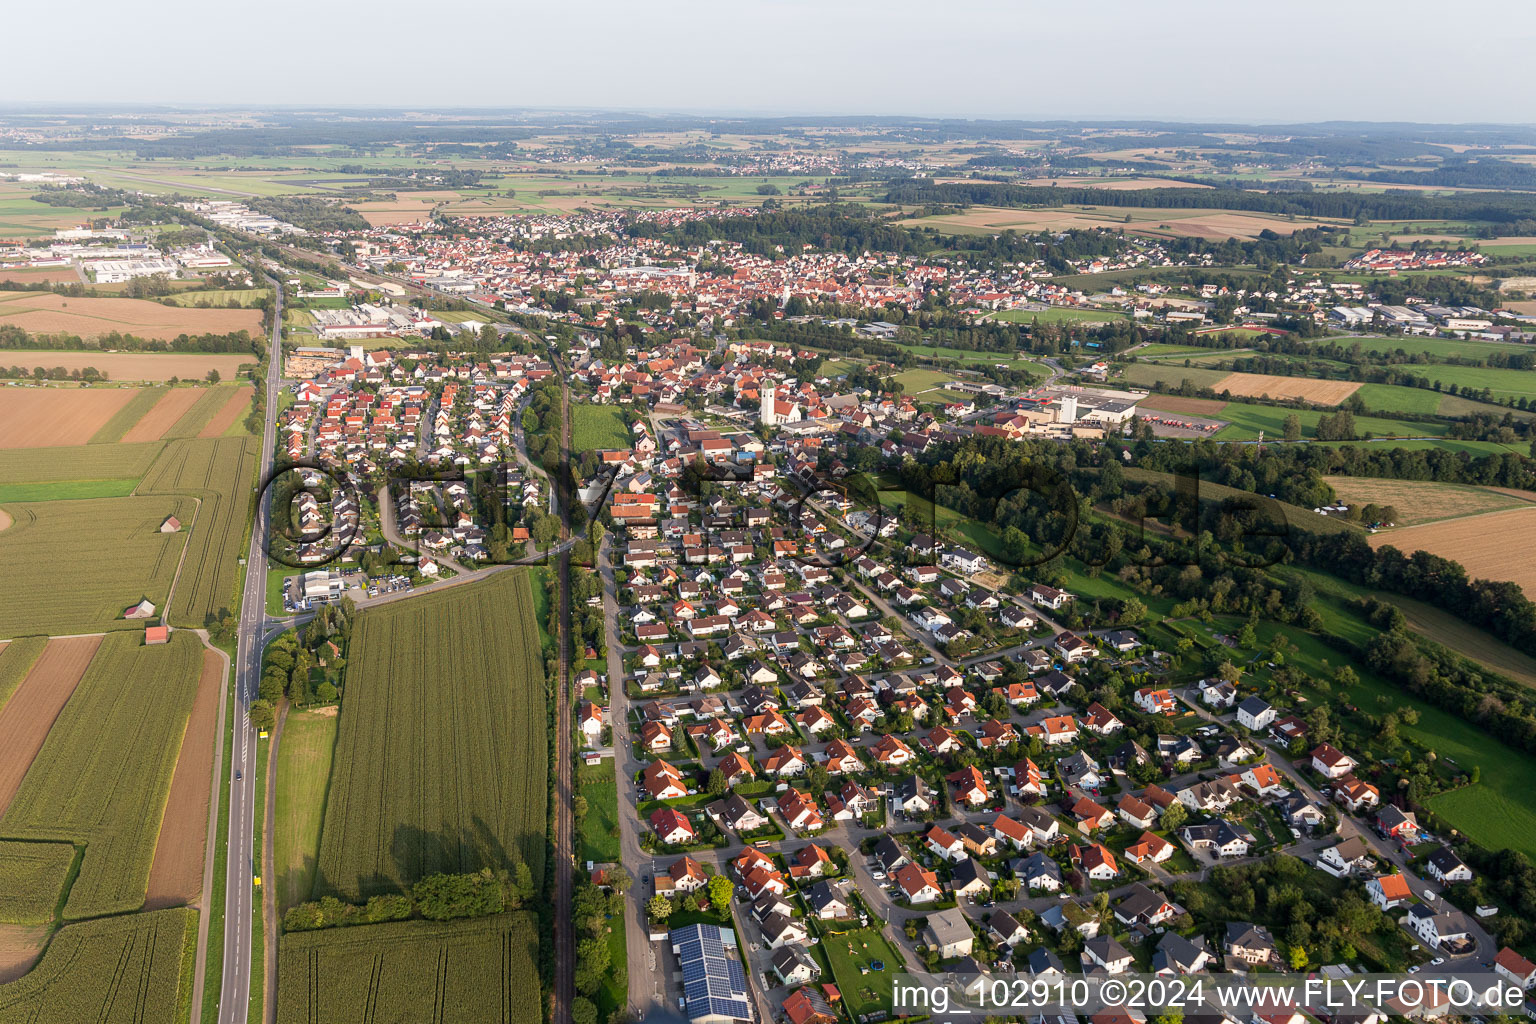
7;0;1535;122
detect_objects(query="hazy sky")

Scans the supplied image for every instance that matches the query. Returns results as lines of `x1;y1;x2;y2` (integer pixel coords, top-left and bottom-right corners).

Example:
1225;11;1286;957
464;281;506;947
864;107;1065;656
11;0;1536;123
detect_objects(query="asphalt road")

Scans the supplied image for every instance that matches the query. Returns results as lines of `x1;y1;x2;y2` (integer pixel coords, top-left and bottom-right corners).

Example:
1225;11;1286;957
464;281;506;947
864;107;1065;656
215;278;283;1024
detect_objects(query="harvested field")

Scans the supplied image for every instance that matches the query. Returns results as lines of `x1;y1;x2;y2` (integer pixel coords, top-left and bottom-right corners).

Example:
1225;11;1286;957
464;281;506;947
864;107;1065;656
0;292;261;340
1212;372;1362;405
1137;394;1229;416
0;388;137;448
347;190;461;226
0;512;7;532
1371;505;1536;595
144;649;222;910
198;386;253;437
165;387;231;438
0;267;78;285
0;925;47;985
899;203;1347;240
0;636;101;816
120;387;206;442
1324;476;1536;527
0;350;254;382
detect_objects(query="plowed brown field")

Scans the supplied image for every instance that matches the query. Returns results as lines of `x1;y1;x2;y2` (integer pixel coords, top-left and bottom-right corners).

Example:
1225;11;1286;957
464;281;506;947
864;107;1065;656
1213;372;1362;406
121;388;206;443
1370;505;1536;595
0;389;138;448
197;386;253;438
0;635;101;814
0;292;261;339
144;648;222;909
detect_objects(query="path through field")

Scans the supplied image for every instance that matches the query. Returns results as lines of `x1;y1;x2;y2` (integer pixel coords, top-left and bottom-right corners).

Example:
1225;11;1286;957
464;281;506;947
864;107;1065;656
145;648;224;909
0;635;101;814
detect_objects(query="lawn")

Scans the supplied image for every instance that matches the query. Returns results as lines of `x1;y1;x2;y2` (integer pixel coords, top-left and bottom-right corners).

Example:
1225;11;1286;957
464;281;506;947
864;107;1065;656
821;925;907;1019
274;709;338;911
570;404;630;451
577;763;620;864
891;368;960;394
987;306;1129;325
312;570;547;901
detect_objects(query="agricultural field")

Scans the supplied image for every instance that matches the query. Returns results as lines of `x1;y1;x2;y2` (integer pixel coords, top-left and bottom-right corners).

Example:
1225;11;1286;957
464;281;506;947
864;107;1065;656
0;351;256;382
1211;372;1362;406
199;386;255;437
1369;505;1536;597
136;436;260;626
0;843;74;925
89;386;167;442
1322;476;1536;527
0;387;139;448
0;182;127;238
0;630;203;919
274;709;339;912
1387;362;1536;404
0;495;189;636
159;287;272;308
144;649;224;910
897;202;1350;240
311;570;547;902
121;387;207;442
1136;394;1230;417
1330;335;1535;362
0;292;261;340
570;404;630;451
0;908;193;1024
1349;383;1446;415
276;912;540;1024
0;439;163;484
0;637;100;815
0;638;46;712
1211;401;1446;441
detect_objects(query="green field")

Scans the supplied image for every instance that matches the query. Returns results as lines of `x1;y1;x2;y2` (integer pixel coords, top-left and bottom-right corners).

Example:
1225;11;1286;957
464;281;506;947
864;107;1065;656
274;709;338;912
1210;401;1448;441
0;631;202;919
275;912;540;1024
892;368;960;394
821;926;908;1018
0;637;47;708
160;288;272;308
987;306;1129;325
136;437;258;627
0;494;191;635
1349;383;1445;414
89;387;169;443
0;478;140;502
1332;335;1536;362
0;442;164;483
0;842;75;925
570;404;630;451
0;908;194;1023
577;763;619;864
312;570;547;902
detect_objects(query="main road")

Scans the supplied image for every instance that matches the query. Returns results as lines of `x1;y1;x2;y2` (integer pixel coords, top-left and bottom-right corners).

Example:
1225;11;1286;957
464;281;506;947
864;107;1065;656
215;275;284;1024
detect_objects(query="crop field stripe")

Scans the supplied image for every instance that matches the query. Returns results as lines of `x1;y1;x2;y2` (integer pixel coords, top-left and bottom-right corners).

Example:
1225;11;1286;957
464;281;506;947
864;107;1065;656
0;631;202;920
0;638;47;714
163;388;232;439
87;388;169;445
